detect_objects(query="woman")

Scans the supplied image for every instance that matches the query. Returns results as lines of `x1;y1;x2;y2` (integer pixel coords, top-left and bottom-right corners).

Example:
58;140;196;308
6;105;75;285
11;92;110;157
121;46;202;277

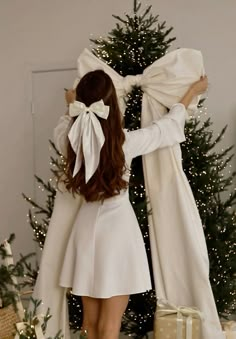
55;69;207;339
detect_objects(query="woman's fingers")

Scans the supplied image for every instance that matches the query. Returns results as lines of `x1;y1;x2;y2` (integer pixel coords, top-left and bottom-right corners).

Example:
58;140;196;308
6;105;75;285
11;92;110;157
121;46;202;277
65;88;76;104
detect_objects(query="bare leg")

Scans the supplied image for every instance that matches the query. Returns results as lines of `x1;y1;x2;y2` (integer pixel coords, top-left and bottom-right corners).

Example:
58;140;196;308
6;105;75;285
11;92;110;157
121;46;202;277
81;296;100;339
97;295;129;339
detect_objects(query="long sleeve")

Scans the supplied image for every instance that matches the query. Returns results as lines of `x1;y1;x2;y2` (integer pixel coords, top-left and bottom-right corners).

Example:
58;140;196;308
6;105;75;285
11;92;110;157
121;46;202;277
124;103;186;159
53;115;73;157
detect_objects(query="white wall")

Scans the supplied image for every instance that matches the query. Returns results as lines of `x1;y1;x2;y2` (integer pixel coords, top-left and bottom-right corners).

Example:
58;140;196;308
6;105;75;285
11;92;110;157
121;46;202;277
0;0;235;283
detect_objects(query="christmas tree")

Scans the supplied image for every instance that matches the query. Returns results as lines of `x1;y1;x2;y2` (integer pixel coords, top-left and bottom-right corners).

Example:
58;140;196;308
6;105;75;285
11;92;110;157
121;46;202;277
24;1;236;337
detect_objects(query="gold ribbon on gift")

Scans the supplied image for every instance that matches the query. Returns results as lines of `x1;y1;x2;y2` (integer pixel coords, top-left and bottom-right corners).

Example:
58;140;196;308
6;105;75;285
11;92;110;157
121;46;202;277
14;314;46;339
155;302;203;339
221;321;236;339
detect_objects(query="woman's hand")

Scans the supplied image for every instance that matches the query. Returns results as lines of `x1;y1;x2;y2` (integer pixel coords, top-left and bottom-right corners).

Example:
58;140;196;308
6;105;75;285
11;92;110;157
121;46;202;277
190;75;208;96
179;75;208;109
65;88;76;105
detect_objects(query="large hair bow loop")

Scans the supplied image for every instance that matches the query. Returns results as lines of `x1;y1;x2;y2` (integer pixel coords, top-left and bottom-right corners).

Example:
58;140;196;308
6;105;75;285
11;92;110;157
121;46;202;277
68;100;109;183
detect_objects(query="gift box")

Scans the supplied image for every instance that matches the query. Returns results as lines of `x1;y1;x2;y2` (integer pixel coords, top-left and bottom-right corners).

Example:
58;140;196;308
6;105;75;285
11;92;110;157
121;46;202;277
154;302;202;339
221;321;236;339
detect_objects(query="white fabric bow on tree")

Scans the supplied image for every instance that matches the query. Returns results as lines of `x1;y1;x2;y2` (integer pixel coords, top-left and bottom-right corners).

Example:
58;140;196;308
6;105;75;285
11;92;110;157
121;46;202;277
68;100;109;182
74;48;204;117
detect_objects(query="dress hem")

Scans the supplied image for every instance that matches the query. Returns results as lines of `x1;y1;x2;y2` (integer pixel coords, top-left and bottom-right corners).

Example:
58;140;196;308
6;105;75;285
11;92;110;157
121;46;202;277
60;284;152;299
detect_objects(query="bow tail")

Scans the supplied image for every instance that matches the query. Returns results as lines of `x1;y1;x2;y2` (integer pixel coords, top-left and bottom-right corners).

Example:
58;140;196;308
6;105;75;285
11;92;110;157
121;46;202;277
30;190;83;338
73;148;83;177
68;115;85;177
83;115;105;183
141;95;168;299
141;95;224;339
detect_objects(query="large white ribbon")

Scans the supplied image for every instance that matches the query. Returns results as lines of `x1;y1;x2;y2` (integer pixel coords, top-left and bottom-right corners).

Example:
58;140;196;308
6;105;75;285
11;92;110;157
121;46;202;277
68;99;109;182
74;48;204;116
155;301;203;339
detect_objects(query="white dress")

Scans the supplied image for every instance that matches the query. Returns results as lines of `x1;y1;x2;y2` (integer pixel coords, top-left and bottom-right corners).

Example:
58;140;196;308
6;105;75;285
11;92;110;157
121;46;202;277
58;103;186;298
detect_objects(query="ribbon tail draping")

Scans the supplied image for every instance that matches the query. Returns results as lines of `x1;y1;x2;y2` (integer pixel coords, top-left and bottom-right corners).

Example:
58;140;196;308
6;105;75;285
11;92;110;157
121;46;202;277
29;189;83;338
68;100;109;180
141;104;224;339
82;112;105;183
68;113;85;177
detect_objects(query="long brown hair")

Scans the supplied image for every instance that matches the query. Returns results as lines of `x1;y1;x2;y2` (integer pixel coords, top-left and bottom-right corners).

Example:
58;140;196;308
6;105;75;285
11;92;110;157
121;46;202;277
61;70;128;201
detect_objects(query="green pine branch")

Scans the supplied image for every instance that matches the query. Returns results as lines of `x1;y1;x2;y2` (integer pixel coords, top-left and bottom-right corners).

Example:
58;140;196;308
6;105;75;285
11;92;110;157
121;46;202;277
0;235;35;309
22;140;64;249
15;298;63;339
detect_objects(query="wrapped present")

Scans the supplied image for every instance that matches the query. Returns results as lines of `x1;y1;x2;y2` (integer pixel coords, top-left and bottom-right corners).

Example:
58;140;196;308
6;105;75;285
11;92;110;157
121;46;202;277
154;302;203;339
221;321;236;339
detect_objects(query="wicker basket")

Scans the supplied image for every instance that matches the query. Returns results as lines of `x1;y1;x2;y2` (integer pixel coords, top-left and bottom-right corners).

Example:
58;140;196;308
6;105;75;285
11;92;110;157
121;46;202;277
0;304;20;339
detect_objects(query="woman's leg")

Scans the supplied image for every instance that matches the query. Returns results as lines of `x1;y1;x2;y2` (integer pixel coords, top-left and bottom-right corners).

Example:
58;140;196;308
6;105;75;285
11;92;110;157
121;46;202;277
97;295;129;339
81;296;101;339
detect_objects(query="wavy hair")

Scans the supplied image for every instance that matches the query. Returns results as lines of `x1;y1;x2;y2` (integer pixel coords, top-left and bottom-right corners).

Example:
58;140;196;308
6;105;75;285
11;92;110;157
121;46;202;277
60;70;128;201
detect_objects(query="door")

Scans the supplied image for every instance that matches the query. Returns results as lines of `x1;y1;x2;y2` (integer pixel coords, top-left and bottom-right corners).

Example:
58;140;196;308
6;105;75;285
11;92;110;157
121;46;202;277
31;67;77;205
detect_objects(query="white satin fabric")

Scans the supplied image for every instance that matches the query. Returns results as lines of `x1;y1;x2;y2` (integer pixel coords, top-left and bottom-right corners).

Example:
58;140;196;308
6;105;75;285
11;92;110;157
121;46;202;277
74;48;203;116
31;48;224;339
31;187;83;338
68;100;109;182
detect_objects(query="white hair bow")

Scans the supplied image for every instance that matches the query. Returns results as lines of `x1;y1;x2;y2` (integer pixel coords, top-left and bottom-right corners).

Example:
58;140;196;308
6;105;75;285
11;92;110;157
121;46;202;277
68;100;109;183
